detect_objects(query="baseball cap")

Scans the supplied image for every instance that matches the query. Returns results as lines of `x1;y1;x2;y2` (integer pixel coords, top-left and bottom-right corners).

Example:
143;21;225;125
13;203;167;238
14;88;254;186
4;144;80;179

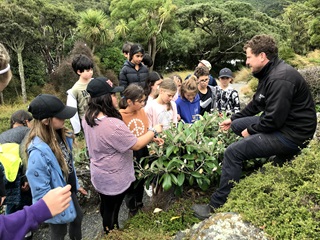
86;77;124;98
199;60;212;71
219;68;233;78
28;94;77;120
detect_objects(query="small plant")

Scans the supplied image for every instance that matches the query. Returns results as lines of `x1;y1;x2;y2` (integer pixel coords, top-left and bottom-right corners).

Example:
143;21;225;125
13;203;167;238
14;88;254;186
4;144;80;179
135;112;239;195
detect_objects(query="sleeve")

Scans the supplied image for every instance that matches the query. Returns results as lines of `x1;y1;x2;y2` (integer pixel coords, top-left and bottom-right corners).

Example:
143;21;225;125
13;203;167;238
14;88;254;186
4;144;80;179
66;90;81;134
175;99;181;116
230;90;241;113
144;104;154;127
0;199;51;240
119;66;128;89
247;80;295;135
104;121;137;153
26;150;52;202
230;96;260;121
171;101;178;124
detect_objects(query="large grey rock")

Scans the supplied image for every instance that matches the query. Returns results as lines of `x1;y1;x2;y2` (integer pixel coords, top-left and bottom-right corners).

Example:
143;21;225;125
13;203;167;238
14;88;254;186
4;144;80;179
174;212;269;240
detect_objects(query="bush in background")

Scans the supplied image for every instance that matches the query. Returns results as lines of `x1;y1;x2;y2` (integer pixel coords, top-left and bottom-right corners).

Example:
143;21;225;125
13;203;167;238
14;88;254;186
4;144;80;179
299;66;320;104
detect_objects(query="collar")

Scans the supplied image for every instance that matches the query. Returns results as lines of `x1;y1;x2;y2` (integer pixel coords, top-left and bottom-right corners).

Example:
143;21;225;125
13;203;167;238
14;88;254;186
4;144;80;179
253;56;280;80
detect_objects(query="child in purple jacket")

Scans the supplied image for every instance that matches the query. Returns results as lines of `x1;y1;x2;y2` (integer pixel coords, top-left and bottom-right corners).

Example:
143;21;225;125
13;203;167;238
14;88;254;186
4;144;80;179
0;185;72;240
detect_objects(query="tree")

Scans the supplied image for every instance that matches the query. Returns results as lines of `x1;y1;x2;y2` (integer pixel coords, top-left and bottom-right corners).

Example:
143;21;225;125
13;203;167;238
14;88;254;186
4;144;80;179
0;1;39;103
110;0;177;71
175;1;287;68
77;9;114;54
37;2;78;73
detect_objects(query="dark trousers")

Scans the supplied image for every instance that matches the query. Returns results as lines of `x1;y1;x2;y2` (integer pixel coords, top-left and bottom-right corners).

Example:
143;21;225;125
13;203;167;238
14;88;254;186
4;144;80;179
49;192;83;240
210;116;300;208
125;147;149;211
99;191;126;234
125;179;144;211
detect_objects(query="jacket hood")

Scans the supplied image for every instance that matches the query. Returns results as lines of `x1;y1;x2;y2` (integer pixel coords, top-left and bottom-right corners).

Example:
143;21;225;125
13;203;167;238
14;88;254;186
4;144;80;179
179;94;200;104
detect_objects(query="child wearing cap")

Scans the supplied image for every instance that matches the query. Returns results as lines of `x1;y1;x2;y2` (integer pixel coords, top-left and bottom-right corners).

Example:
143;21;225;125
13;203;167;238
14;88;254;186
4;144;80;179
66;54;94;134
119;43;149;89
82;77;162;234
26;94;87;239
215;68;240;115
0;44;75;240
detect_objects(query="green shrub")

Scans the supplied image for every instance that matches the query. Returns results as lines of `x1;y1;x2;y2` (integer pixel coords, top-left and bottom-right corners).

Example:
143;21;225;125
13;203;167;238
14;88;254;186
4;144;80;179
299;66;320;104
219;140;320;239
136;112;240;196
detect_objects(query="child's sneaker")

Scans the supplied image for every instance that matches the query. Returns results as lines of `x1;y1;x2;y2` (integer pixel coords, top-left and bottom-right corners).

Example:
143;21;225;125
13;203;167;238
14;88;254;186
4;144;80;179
144;185;153;197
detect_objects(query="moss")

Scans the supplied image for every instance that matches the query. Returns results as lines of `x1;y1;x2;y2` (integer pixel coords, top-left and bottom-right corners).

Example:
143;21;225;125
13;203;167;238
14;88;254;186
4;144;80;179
219;140;320;239
106;197;202;240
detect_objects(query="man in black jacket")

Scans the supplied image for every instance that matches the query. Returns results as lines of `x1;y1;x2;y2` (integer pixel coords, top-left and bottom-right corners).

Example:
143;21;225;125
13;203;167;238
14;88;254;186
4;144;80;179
192;34;317;220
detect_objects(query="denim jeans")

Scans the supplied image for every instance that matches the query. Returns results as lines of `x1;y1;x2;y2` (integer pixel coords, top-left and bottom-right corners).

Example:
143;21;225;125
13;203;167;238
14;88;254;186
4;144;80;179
210;116;300;208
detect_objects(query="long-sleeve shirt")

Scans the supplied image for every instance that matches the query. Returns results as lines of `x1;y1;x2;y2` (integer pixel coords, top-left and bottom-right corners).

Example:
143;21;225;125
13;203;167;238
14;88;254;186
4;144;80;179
0;199;51;240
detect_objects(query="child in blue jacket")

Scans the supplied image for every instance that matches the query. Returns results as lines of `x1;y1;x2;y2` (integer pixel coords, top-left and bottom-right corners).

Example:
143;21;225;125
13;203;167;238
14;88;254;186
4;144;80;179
26;94;87;240
175;75;200;123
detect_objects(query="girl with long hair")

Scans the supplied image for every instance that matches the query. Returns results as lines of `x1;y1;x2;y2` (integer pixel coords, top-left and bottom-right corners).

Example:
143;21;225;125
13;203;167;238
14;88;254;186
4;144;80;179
26;94;86;240
82;77;162;234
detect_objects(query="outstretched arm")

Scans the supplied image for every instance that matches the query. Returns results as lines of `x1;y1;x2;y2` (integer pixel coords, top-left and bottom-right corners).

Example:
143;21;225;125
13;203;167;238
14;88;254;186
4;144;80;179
0;185;72;240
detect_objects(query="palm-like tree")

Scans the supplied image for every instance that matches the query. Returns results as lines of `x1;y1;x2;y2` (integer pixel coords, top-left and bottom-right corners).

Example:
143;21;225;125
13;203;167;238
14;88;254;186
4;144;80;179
78;9;114;53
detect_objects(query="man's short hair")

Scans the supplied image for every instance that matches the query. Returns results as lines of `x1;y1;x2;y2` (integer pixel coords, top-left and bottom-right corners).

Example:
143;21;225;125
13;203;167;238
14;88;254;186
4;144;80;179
243;35;278;60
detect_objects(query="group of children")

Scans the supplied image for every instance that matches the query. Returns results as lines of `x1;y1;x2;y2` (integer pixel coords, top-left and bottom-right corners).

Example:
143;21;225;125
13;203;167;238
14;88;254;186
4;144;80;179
0;40;241;239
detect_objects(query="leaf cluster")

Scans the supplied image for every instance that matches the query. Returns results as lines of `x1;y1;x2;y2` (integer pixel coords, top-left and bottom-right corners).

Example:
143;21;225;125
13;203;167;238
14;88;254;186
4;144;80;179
135;112;239;195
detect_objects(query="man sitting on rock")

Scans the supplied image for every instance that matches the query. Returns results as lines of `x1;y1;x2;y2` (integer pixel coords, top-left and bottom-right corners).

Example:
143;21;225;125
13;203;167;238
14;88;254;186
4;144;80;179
192;34;317;220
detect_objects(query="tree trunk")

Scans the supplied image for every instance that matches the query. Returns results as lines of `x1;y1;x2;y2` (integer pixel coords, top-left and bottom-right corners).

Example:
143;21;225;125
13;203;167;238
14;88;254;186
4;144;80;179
17;49;27;103
0;92;4;105
150;36;157;72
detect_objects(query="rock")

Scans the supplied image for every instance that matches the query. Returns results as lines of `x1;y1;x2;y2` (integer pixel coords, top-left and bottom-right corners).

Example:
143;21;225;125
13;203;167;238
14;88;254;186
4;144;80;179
174;212;269;240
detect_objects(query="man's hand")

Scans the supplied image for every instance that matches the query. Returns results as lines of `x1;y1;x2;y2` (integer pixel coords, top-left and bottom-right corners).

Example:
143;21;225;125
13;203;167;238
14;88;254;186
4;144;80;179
241;128;250;138
42;185;72;217
219;118;232;131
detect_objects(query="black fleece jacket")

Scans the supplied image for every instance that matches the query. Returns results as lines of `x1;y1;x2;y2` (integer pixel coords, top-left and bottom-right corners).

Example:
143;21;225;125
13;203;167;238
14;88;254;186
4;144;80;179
231;57;316;146
119;60;149;89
